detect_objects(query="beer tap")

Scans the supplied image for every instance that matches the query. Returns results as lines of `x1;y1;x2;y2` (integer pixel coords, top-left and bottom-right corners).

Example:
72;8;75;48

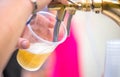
48;1;81;41
52;3;66;42
48;0;120;41
67;10;76;36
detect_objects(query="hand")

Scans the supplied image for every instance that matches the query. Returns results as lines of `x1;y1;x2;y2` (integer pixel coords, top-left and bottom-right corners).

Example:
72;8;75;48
30;13;54;41
17;13;54;50
16;0;68;50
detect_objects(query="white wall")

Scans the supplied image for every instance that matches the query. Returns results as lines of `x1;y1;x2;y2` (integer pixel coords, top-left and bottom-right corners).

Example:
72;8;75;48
72;11;120;77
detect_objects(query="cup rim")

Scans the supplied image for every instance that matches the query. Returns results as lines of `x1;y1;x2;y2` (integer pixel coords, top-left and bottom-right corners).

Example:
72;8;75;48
27;11;67;45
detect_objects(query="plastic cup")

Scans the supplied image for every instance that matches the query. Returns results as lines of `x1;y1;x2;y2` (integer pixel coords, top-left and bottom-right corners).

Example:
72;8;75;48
16;11;67;71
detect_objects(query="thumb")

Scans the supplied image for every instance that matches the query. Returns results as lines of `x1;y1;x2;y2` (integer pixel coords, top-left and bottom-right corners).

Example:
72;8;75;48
17;38;30;49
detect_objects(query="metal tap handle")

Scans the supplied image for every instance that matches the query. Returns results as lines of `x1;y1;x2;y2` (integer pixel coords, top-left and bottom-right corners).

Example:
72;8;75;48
50;0;78;41
53;7;66;42
53;19;62;42
67;10;76;36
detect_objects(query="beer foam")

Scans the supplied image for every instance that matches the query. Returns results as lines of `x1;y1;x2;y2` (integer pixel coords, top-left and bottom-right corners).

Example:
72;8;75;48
27;43;55;54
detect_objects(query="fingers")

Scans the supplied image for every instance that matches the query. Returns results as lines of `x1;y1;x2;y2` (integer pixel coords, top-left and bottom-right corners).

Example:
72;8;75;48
29;14;53;41
17;38;30;49
30;14;54;28
53;0;68;4
59;0;68;4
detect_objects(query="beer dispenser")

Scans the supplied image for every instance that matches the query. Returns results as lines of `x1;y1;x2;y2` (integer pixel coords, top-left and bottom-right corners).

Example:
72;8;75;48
48;0;120;41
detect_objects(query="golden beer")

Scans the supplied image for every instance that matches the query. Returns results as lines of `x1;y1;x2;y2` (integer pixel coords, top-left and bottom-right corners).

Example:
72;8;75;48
17;43;54;71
